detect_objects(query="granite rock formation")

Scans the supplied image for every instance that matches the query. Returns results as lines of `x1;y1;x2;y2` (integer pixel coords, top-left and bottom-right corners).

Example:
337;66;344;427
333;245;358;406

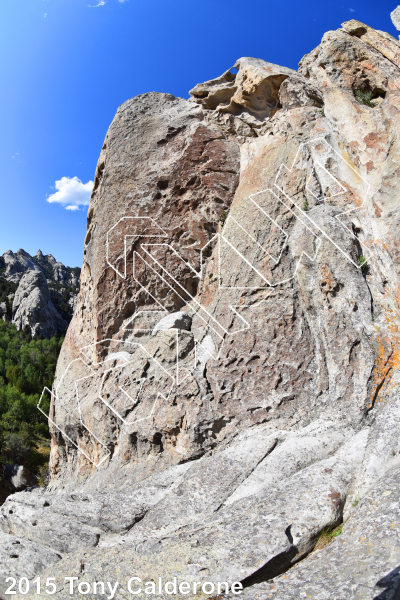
11;270;68;338
392;5;400;36
0;249;81;337
0;249;41;284
0;249;80;287
1;18;400;600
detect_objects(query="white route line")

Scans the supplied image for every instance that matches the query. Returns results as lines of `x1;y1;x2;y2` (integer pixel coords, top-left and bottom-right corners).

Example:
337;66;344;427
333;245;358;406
106;216;168;279
38;387;111;467
139;245;250;337
274;137;374;265
40;136;375;468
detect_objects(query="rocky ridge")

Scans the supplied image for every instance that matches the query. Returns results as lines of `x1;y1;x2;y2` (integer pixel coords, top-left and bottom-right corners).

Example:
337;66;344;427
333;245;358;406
0;248;80;287
1;17;400;600
0;249;80;337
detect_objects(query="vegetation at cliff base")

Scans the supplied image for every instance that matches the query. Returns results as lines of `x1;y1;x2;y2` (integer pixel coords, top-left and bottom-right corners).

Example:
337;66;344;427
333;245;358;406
0;320;63;489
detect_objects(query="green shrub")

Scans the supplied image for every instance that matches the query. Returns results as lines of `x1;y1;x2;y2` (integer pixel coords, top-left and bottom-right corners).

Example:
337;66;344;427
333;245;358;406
315;523;343;550
219;211;227;225
355;90;376;108
359;255;368;273
2;432;31;464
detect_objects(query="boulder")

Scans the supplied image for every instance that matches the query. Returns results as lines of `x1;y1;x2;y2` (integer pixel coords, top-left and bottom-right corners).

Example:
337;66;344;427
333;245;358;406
151;311;192;335
3;465;38;491
391;5;400;33
0;493;102;554
7;429;369;598
189;56;300;119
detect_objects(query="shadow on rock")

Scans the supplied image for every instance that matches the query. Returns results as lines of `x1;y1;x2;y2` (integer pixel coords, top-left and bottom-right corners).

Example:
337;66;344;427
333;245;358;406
374;566;400;600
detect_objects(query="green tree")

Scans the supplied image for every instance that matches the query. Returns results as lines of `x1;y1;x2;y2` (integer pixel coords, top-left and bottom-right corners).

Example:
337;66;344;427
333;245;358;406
0;320;63;481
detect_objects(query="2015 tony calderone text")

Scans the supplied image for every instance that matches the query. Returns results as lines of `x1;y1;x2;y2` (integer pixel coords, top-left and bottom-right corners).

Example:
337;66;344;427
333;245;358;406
4;576;243;597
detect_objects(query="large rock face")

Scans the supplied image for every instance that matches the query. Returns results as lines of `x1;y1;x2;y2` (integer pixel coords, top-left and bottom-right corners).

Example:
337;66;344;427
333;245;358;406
2;19;400;599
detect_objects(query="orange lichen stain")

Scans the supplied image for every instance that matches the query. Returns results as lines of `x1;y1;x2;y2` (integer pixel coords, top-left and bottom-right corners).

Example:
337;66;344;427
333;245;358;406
371;335;394;404
373;239;391;255
346;189;365;209
371;285;400;406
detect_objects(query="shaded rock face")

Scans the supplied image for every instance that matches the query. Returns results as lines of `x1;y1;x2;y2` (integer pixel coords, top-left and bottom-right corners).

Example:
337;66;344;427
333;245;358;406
12;270;67;338
2;19;400;599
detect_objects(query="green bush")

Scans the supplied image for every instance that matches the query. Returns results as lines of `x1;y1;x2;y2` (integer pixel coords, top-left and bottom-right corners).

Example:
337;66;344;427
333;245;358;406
218;211;227;225
355;90;376;108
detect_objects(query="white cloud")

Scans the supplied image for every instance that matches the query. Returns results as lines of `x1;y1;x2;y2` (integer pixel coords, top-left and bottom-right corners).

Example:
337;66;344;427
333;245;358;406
12;151;20;159
47;176;93;210
88;0;106;6
119;0;129;3
349;7;355;11
44;13;47;17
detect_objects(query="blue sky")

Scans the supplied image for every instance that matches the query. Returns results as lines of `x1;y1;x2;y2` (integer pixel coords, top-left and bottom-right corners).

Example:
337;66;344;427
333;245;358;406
0;0;398;268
